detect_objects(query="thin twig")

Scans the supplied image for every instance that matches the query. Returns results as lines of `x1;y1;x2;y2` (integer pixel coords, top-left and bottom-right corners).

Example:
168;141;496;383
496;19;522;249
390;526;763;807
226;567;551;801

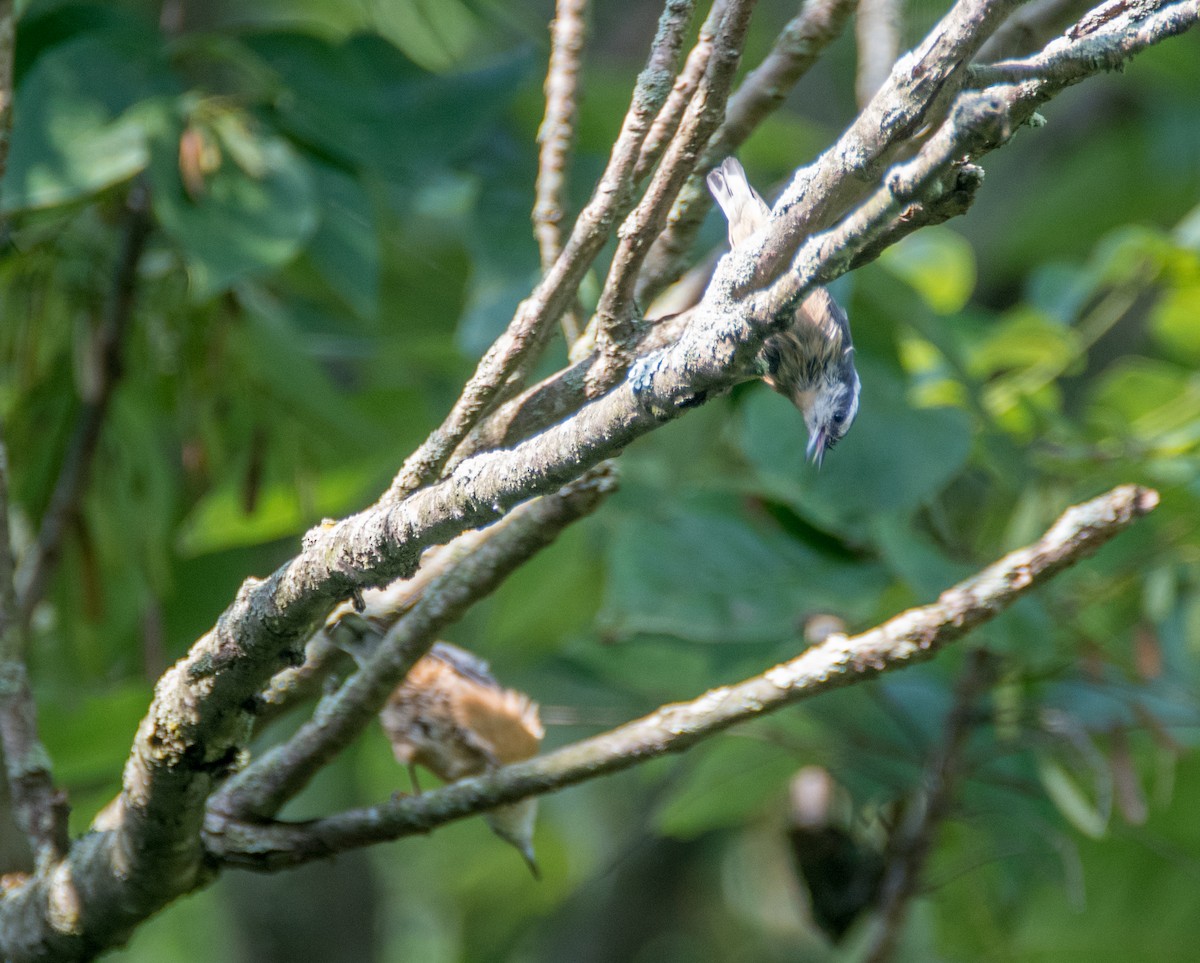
968;0;1199;88
251;633;354;731
0;0;57;881
0;444;15;672
433;0;1192;479
753;0;1020;285
573;0;729;363
744;88;1012;324
14;185;152;628
592;0;758;361
202;486;1158;870
635;0;857;305
847;162;987;270
255;523;523;727
384;0;698;504
635;0;729;183
757;0;1198;317
856;0;902;107
0;162;150;879
534;0;589;344
447;308;695;468
861;648;998;963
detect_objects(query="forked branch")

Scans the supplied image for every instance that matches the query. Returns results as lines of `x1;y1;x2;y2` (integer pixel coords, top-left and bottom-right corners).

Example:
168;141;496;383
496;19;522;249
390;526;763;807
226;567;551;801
204;486;1158;870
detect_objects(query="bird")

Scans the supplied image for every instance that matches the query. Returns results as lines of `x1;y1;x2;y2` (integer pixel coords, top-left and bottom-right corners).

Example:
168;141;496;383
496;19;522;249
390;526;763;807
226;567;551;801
379;642;545;877
787;766;885;942
707;157;861;466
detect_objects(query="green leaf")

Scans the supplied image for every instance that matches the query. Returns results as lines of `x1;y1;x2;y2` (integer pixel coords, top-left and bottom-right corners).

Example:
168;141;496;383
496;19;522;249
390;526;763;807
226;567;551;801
305;164;380;319
2;27;179;211
1176;201;1200;251
1086;225;1172;288
175;465;368;555
1151;281;1200;363
369;0;485;71
968;309;1080;380
350;35;533;168
1087;359;1200;450
12;3;142;83
654;736;799;838
871;514;971;599
41;683;148;787
880;227;977;313
149;109;319;297
599;499;878;645
242;31;532;182
739;361;972;536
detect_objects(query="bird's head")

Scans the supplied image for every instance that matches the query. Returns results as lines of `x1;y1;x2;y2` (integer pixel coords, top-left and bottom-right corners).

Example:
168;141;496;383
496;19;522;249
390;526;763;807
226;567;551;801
800;350;860;468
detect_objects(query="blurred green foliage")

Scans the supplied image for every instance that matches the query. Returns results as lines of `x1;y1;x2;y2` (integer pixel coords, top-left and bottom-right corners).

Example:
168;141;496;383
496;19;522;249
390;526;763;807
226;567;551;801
2;0;1200;960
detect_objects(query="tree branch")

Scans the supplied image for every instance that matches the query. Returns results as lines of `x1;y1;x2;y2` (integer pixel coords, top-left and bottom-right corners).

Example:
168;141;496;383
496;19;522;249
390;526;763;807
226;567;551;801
210;466;617;820
0;0;65;882
384;0;698;502
968;0;1200;88
846;162;987;271
636;0;857;306
633;0;727;185
756;0;1019;282
861;647;997;963
203;485;1158;870
0;434;66;869
592;0;757;358
414;0;1196;500
745;87;1012;323
251;633;352;732
534;0;589;344
251;522;537;730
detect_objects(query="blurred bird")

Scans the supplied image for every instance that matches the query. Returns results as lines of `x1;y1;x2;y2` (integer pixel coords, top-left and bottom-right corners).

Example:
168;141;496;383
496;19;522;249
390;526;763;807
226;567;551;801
787;766;885;942
380;642;545;877
707;157;861;466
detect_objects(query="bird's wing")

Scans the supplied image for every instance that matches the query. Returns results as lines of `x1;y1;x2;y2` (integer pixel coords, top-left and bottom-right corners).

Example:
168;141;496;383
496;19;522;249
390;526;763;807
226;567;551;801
429;641;499;689
797;287;853;350
707;157;770;247
708;158;853;362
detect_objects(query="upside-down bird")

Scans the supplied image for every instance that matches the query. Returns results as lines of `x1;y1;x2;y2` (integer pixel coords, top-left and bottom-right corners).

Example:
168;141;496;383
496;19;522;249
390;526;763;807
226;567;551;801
380;642;545;877
707;157;861;466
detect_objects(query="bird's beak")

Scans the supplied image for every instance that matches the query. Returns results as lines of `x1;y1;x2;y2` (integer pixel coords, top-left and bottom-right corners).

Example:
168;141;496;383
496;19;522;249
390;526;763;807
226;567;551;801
806;428;827;468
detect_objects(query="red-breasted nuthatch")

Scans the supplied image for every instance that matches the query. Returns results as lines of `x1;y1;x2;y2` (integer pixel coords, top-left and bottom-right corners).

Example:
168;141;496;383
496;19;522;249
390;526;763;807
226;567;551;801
380;642;544;877
708;157;861;466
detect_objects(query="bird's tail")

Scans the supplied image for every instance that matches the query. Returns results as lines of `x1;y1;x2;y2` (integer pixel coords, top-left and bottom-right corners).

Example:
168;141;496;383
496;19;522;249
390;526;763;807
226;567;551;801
486;799;541;879
707;157;771;247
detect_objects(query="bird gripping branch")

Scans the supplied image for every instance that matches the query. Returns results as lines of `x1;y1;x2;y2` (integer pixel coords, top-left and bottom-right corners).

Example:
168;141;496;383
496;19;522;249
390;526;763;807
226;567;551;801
708;157;861;466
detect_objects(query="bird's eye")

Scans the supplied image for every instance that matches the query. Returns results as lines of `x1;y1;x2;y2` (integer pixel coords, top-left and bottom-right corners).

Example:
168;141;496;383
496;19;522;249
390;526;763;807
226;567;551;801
832;412;845;426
